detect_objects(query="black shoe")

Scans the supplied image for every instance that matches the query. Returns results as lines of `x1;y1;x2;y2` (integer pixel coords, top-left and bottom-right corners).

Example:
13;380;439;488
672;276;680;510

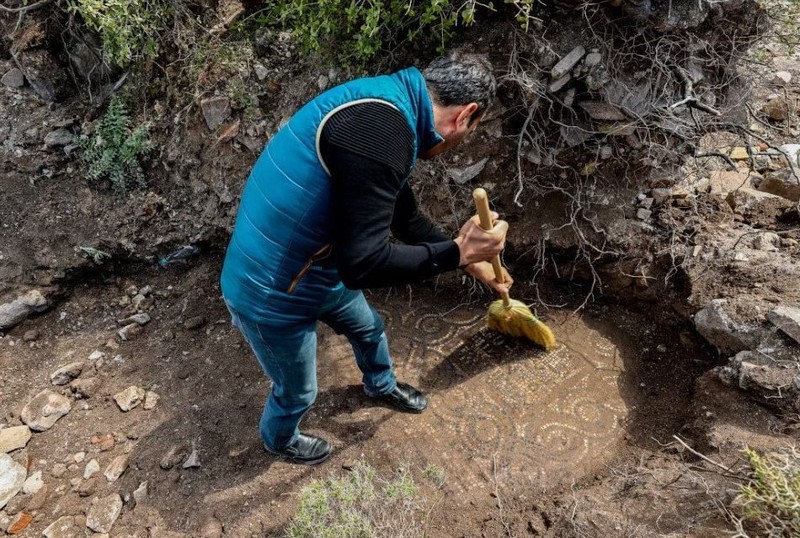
264;433;332;465
365;381;428;413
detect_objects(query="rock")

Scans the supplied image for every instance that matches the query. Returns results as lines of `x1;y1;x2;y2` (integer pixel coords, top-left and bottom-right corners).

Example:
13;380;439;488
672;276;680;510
15;49;70;102
772;71;792;86
200;96;232;130
117;313;151;326
160;445;189;470
20;390;71;431
763;98;789;121
1;68;24;88
21;470;43;494
117;322;142;341
636;208;652;220
548;73;571;93
83;459;100;479
0;453;26;510
70;376;102;399
729;146;750;160
22;329;39;342
86;493;123;533
638;197;654;209
50;361;85;385
446;158;489;185
51;463;67;478
599;145;612;160
757;168;800;202
44;128;74;148
780;144;800;167
4;493;25;515
91;433;115;451
752;232;780;252
7;512;33;534
199;517;223;538
707;169;753;195
133;481;148;505
726;188;794;226
694;299;748;355
132;294;154;311
75;476;98;497
183;316;206;330
143;391;159;410
578;101;627;121
0;426;31;454
114;386;146;411
0;290;49;331
24;483;49;510
767;306;800;344
103;455;128;483
552;46;586;79
88;350;105;362
182;446;201;469
43;515;80;538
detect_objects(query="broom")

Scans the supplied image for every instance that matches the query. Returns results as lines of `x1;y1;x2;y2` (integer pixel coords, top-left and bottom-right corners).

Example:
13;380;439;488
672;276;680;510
472;188;557;350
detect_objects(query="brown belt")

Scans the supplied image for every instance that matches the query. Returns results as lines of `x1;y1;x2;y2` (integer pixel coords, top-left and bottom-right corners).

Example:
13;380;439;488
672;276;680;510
286;244;333;294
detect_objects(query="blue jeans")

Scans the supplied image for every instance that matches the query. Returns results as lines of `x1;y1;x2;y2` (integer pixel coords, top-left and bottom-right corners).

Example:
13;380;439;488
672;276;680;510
225;283;397;450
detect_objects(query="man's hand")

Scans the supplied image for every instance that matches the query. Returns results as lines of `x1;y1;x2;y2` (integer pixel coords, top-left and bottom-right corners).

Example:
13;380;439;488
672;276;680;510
465;261;513;295
453;212;508;266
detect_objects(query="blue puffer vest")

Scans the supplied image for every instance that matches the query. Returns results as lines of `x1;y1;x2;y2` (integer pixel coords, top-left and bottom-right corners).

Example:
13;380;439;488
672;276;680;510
220;67;443;325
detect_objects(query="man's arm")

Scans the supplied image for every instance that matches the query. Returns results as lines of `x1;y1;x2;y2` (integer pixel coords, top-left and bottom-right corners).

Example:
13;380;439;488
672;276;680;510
320;103;460;289
391;183;451;245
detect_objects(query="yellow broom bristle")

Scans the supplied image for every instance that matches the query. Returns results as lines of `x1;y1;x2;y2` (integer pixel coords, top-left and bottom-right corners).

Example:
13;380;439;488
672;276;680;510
487;299;557;350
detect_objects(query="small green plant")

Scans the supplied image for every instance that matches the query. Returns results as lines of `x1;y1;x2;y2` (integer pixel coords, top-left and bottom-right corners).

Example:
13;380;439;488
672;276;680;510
79;95;154;193
735;448;800;537
285;461;427;538
422;464;446;488
66;0;171;67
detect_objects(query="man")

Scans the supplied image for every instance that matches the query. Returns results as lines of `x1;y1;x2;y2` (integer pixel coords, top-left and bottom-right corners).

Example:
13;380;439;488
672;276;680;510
221;51;512;465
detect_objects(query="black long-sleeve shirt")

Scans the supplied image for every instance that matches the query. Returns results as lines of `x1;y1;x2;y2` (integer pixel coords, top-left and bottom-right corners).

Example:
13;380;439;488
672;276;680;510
319;102;461;289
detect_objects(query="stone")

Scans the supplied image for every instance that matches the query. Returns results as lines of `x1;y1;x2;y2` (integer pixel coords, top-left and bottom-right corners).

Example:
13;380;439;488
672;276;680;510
51;463;67;478
200;96;232;130
132;294;154;311
182;446;201;469
86;493;123;533
752;232;780;252
76;476;99;497
199;517;223;538
160;445;189;470
694;299;747;355
638;197;654;209
83;459;100;479
103;455;128;483
0;290;49;331
117;322;142;341
20;390;71;431
183;316;206;330
651;188;673;204
599;145;612;160
763;98;788;121
91;433;115;451
0;453;26;510
548;73;571;93
21;470;43;494
7;512;33;534
143;391;160;410
70;376;102;399
757;168;800;202
636;208;652;220
117;313;151;326
729;146;750;160
708;169;753;195
767;306;800;344
254;63;269;81
44;128;74;148
73;452;85;463
772;71;792;86
24;483;49;510
22;329;39;342
43;515;80;538
1;68;24;88
50;361;85;385
114;386;146;411
578;101;627;121
726;188;794;226
15;49;70;102
88;350;105;362
0;426;31;454
552;46;586;79
133;481;148;505
447;158;489;185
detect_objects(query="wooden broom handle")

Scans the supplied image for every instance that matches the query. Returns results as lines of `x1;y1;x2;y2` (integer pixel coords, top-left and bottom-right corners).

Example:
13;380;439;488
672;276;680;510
473;188;510;306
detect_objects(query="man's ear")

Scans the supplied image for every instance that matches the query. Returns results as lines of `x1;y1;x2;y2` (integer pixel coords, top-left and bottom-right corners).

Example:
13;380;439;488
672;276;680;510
457;102;480;127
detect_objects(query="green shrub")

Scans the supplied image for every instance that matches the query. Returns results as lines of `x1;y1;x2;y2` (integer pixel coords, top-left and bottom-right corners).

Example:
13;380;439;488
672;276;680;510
66;0;171;67
285;462;428;538
736;448;800;537
79;95;154;193
264;0;537;64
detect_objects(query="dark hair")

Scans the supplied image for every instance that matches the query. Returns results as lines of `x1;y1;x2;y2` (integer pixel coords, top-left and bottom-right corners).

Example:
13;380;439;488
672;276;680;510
423;51;496;124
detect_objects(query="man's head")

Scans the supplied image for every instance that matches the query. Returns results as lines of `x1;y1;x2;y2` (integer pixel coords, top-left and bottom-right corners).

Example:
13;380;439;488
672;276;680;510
422;51;496;158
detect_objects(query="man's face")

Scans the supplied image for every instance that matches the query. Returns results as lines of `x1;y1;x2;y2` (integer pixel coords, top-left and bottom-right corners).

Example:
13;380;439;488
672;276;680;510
421;108;482;159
